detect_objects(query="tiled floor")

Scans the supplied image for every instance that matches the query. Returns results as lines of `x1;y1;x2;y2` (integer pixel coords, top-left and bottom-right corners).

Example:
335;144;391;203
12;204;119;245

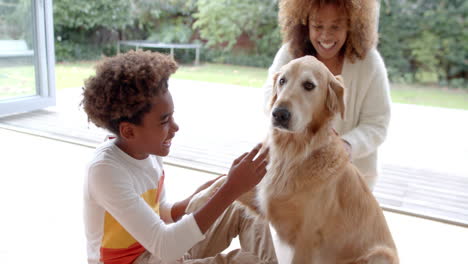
1;127;468;263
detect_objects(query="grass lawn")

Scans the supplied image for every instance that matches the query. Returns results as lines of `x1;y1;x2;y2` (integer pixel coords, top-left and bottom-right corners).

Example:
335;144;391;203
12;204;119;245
1;61;467;110
0;65;36;99
391;83;468;110
55;61;95;90
53;62;268;89
172;63;268;88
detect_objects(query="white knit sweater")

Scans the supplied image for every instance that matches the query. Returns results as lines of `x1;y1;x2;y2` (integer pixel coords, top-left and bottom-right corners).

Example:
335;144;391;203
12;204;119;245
263;43;392;188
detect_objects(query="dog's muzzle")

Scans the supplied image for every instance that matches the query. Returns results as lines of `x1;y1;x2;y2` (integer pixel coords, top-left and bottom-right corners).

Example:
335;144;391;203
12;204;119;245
272;107;291;129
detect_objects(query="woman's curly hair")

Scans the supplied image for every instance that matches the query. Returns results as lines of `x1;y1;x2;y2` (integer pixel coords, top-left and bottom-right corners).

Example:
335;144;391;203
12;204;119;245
279;0;378;62
81;50;178;135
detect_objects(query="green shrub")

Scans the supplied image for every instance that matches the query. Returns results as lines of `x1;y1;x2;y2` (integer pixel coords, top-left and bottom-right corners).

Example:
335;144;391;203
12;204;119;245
449;78;467;90
379;0;467;87
0;0;33;43
49;0;466;91
146;16;195;44
55;41;104;62
193;0;280;54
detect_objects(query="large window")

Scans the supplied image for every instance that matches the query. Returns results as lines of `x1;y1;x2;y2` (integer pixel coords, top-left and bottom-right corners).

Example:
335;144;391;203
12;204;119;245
0;0;55;116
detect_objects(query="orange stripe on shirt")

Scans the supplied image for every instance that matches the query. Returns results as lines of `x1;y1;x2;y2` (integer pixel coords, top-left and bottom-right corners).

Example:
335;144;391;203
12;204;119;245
155;171;165;204
100;242;145;264
100;172;166;263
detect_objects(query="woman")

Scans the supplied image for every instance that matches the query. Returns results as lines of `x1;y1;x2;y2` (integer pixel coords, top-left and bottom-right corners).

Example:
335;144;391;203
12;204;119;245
264;0;391;189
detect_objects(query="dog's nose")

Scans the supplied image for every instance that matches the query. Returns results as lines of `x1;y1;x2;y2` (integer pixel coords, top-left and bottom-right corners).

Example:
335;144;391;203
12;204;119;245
272;107;290;127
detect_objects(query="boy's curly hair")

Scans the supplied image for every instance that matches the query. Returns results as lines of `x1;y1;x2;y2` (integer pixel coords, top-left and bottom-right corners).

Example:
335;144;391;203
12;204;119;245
279;0;378;62
81;50;178;135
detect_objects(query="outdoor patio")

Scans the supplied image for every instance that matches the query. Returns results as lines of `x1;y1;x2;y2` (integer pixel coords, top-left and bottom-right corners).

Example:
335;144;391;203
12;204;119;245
1;79;467;225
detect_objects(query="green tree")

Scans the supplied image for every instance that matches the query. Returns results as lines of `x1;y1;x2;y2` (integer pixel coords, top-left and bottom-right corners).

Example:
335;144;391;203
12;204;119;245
54;0;132;31
130;0;198;43
193;0;280;54
379;0;467;87
53;0;134;61
379;0;420;82
0;0;31;40
428;0;467;87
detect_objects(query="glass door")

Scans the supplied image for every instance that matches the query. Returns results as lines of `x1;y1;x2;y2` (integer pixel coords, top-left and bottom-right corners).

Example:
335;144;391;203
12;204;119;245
0;0;55;116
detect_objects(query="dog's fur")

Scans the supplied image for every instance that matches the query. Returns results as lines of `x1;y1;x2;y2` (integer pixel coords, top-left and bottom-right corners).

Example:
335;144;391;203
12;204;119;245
239;56;398;264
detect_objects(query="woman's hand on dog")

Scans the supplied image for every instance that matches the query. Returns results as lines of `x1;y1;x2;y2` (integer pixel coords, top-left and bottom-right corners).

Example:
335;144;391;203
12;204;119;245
224;143;269;197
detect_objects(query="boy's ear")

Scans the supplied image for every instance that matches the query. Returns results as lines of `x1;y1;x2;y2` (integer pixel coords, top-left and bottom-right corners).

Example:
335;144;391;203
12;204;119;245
119;122;136;140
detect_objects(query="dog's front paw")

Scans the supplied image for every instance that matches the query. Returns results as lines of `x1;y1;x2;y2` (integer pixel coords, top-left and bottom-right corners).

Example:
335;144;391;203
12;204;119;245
185;176;227;213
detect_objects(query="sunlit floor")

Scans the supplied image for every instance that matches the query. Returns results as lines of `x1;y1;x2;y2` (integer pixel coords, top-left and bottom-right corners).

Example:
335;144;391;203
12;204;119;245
0;128;467;263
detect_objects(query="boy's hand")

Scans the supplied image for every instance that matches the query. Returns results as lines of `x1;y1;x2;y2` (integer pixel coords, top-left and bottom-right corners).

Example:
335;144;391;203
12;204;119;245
192;144;268;233
224;143;269;197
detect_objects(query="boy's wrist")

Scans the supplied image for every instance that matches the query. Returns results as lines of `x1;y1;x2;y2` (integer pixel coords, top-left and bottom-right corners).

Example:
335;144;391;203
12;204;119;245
192;181;237;234
216;181;240;203
171;197;191;221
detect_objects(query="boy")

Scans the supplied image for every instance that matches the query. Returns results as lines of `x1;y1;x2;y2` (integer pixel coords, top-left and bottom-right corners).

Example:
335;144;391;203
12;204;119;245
81;50;277;264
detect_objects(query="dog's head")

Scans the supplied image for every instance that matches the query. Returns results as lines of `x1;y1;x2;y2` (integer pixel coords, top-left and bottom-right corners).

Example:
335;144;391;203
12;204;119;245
268;56;345;133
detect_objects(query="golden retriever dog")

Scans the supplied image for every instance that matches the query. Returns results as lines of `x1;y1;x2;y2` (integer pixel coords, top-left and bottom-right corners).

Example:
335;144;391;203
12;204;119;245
187;56;398;264
241;55;398;264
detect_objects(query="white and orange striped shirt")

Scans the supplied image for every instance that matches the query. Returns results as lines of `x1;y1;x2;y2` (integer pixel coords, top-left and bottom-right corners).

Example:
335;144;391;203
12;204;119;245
84;139;204;264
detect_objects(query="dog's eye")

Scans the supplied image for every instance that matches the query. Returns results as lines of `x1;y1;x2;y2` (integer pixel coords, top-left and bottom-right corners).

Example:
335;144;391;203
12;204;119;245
279;78;286;86
303;82;316;91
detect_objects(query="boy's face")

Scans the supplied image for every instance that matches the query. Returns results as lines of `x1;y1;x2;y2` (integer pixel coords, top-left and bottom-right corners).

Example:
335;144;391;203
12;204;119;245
131;91;179;158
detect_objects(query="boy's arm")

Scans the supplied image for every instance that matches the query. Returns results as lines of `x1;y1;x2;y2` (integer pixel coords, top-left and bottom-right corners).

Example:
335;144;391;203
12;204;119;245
87;144;266;261
88;164;205;262
193;144;268;233
170;175;225;222
158;186;174;223
170;197;191;222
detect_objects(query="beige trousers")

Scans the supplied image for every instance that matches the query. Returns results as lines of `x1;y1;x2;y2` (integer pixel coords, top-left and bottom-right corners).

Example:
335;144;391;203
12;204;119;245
134;204;277;264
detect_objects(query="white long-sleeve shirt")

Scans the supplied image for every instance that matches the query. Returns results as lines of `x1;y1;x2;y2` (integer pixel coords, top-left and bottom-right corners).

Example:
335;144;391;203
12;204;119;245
84;139;205;264
264;43;391;188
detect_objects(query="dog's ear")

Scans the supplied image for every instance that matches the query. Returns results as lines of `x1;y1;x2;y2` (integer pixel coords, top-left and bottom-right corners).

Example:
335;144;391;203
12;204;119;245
326;74;345;119
268;72;280;110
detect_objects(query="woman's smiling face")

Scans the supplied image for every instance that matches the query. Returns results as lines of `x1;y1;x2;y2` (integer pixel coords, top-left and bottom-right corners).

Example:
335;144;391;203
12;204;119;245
308;4;348;62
